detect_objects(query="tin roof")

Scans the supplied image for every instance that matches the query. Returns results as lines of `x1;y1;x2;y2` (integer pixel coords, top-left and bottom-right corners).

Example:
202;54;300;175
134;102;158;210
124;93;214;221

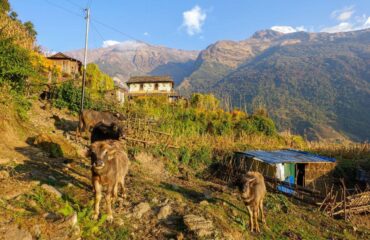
127;76;173;84
239;149;335;164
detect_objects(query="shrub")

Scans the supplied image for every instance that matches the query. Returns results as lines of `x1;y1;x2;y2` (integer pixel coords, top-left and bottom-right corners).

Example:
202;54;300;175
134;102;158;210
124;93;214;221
251;115;277;136
53;81;91;113
13;92;32;120
190;145;212;169
0;37;34;91
190;93;220;111
179;146;191;165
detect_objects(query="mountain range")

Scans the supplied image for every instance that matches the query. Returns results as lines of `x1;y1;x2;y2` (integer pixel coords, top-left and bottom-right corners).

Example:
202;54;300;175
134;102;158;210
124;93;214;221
67;29;370;141
67;41;198;86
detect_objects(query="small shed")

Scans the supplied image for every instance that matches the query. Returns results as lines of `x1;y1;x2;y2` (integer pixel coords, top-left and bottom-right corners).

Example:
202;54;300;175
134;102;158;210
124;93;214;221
234;149;336;192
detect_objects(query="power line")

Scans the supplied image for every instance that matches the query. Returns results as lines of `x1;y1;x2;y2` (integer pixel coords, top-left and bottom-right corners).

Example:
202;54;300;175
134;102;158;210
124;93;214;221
91;18;148;45
86;0;93;8
89;22;149;76
43;0;84;18
65;0;84;10
91;22;105;42
43;0;151;46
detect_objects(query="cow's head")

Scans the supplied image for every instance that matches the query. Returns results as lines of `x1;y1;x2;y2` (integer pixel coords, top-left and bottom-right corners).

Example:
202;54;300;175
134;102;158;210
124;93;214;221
241;176;256;198
90;141;116;173
113;112;126;121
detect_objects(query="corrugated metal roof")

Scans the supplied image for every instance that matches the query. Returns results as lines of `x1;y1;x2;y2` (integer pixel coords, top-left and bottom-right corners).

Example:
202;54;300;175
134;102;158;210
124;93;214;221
240;149;335;164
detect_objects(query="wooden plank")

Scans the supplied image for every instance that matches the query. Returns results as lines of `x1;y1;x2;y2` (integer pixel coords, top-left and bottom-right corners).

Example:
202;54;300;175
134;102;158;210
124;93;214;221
264;176;322;195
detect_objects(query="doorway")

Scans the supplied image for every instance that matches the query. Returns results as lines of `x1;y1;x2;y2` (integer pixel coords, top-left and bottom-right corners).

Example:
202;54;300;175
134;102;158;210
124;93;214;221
296;163;305;186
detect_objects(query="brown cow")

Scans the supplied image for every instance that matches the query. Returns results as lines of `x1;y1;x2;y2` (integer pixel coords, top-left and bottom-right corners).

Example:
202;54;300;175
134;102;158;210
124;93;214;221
89;140;129;222
241;171;267;233
76;109;123;138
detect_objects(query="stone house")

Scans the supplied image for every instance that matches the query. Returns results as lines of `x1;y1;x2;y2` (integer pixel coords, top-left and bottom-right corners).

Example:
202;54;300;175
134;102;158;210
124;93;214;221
47;52;82;77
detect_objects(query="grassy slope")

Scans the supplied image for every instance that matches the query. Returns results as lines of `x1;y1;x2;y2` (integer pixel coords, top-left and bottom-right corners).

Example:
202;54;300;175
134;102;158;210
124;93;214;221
0;101;368;239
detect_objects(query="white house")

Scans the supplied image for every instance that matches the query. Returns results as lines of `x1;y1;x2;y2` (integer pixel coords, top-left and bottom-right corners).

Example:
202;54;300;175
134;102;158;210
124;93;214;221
126;76;179;101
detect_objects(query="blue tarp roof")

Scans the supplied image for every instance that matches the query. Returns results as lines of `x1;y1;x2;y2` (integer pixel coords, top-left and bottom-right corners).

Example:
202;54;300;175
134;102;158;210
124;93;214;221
239;149;335;164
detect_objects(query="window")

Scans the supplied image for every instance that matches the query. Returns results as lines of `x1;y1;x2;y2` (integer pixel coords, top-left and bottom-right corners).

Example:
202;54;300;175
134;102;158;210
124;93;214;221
62;60;67;72
155;83;159;90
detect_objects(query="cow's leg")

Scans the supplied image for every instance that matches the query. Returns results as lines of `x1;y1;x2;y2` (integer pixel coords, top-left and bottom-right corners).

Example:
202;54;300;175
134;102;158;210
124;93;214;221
93;180;102;220
260;199;266;226
116;179;125;209
247;206;254;232
112;182;119;208
254;206;260;233
106;187;113;223
120;178;126;199
91;172;96;193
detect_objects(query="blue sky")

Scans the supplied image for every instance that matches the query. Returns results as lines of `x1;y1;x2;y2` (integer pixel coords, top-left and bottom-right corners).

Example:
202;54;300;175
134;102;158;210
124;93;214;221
9;0;370;52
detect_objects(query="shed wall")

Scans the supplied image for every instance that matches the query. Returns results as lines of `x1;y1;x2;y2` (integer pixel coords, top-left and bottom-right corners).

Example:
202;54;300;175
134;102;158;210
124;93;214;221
305;162;337;191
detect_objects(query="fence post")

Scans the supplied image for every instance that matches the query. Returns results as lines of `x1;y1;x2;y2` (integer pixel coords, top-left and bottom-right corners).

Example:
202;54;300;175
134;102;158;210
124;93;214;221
340;178;347;221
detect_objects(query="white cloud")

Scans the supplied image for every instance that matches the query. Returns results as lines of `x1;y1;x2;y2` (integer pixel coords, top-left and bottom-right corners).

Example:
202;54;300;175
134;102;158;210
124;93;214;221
143;32;150;36
331;6;355;21
321;22;354;33
365;17;370;27
102;40;146;49
321;5;370;33
102;40;120;48
182;5;206;36
270;25;307;34
321;16;370;33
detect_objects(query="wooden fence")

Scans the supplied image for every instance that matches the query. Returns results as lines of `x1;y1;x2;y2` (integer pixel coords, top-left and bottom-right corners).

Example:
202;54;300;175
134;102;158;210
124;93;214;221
319;182;370;220
120;115;177;149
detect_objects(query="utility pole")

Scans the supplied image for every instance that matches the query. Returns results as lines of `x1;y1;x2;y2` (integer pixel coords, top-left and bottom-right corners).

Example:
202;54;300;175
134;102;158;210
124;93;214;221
80;8;90;114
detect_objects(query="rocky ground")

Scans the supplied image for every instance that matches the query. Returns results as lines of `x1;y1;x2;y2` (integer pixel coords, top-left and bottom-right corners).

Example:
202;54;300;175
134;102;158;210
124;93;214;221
0;102;369;240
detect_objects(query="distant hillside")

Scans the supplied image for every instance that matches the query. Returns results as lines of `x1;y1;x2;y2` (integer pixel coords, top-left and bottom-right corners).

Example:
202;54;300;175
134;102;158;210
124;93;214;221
185;29;370;141
67;41;198;86
67;29;370;141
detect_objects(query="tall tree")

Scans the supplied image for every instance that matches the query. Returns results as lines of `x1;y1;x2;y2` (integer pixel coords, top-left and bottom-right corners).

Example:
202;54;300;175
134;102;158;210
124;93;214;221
24;21;37;38
9;10;17;20
0;0;10;13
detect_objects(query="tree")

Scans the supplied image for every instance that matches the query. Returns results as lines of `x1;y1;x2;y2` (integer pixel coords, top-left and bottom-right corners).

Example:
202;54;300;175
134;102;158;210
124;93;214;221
24;21;37;38
190;93;220;111
0;0;10;13
9;10;17;20
86;63;114;97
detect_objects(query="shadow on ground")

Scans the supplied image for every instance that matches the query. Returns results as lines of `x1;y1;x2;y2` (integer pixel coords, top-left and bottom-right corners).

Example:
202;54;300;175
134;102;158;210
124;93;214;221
14;144;91;191
52;115;79;133
159;181;207;203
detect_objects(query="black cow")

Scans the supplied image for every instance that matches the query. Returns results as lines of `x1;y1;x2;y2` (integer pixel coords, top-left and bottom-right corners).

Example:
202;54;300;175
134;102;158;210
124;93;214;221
91;122;125;144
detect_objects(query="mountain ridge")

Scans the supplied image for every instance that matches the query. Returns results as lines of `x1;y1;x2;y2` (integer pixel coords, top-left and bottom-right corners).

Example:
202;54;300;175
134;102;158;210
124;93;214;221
67;41;199;86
